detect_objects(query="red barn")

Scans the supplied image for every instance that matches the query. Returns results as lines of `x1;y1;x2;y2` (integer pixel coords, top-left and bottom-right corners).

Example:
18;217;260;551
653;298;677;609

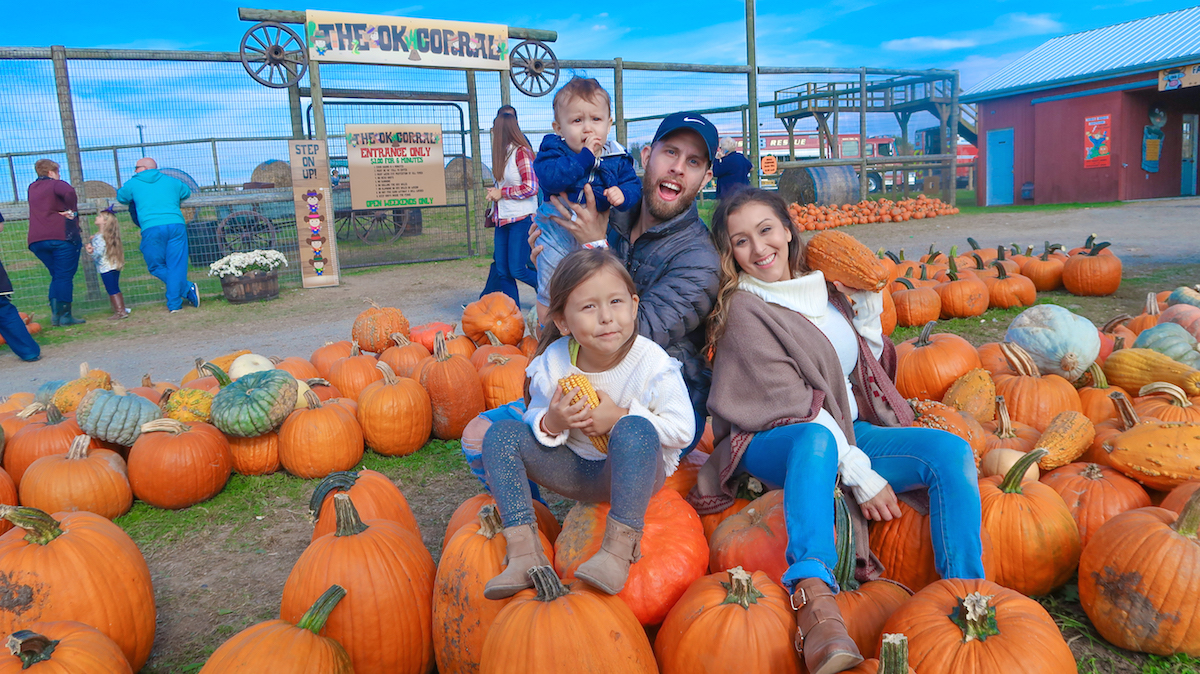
965;7;1200;206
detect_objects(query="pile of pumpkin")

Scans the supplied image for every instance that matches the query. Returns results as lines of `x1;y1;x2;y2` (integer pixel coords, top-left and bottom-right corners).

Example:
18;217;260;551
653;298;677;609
0;312;42;346
787;194;959;231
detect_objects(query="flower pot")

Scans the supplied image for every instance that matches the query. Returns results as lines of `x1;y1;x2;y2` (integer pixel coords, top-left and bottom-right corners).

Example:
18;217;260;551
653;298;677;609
220;270;279;304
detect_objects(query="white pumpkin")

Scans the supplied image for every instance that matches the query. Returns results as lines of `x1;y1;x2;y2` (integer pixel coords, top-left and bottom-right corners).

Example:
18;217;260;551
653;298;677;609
981;448;1039;482
228;353;274;380
1004;305;1100;382
293;378;314;409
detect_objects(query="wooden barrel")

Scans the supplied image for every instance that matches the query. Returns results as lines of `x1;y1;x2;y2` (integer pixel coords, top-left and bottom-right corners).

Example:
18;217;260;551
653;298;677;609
777;165;858;206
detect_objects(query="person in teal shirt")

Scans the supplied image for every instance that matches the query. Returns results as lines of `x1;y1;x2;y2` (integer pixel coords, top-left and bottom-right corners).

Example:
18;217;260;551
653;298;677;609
116;157;200;312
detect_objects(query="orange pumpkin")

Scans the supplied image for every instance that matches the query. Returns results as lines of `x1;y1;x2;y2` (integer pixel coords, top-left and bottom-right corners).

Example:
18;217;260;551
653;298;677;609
869;500;996;592
890;278;941;328
933;269;988;319
1062;240;1122;296
357;362;432;457
708;489;788;583
554;487;709;626
419;332;485;440
270;355;320;381
699;497;751;540
0;404;46;446
0;393;34;415
309;341;353;380
1039;462;1150;548
377;332;431;379
909;399;986;464
987;263;1036;309
227;431;280;476
662;449;708;498
278;391;364;480
1126;292;1163;335
351;299;409;354
4;405;95;488
976;342;1013;377
462;292;525;346
470;330;523;370
894;321;982;401
982;396;1041;454
1082;390;1153;467
442;492;560;551
326;342;383;402
479;354;528;410
410;322;456;352
518;335;538;359
19;434;132;520
127;419;232;510
992;343;1082;432
1133;381;1200;422
1160;480;1200;514
444;332;479;359
1020;242;1065;291
1077;363;1127;424
0;621;133;673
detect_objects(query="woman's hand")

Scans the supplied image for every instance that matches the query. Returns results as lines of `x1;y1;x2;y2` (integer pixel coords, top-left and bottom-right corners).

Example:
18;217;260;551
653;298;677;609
859;484;903;522
528;222;542;266
548;184;609;244
541;386;593;436
583;391;628;437
486;187;502;202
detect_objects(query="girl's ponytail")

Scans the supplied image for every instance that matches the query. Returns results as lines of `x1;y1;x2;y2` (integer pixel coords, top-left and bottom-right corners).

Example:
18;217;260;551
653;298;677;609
97;211;125;270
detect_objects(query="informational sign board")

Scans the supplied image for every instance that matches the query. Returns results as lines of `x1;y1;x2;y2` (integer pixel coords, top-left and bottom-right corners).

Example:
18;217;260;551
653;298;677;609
305;10;509;70
760;155;778;175
1159;64;1200;91
290;139;340;287
344;124;447;210
1084;115;1111;169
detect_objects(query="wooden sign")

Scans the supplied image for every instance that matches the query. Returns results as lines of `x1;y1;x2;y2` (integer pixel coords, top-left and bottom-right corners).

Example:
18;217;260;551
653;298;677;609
306;10;509;71
1160;64;1200;91
290;139;339;288
345;124;446;210
760;155;778;175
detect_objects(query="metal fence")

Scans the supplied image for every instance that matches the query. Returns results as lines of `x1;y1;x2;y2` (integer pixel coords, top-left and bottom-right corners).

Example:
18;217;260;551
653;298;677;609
0;45;958;317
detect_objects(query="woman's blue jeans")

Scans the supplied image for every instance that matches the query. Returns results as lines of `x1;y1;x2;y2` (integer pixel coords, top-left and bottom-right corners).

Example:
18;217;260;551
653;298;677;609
739;420;985;594
28;239;81;303
481;215;537;306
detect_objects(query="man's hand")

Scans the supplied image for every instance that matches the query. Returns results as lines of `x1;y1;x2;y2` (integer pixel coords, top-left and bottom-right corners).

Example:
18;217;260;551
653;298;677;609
486;187;502;202
528;222;542;266
541;386;593;436
860;484;903;522
604;186;624;208
583;391;628;437
548;184;609;244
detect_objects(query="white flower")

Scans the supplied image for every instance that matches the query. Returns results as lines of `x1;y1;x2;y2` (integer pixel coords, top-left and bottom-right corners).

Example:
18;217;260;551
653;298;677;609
208;249;289;278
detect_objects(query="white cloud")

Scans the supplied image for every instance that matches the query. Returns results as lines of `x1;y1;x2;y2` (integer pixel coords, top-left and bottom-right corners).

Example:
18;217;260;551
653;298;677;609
1000;12;1063;34
592;25;607;31
953;52;1027;91
883;37;978;51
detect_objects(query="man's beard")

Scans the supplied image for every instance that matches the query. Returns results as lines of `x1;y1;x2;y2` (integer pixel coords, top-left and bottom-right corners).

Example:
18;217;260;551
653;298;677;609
641;172;694;223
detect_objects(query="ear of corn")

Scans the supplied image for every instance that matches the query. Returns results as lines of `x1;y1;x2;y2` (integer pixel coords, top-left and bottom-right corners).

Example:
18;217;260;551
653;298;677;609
558;374;609;454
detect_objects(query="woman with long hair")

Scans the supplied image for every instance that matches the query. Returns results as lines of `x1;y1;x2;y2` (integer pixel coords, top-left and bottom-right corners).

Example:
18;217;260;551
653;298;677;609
481;105;539;305
689;188;984;674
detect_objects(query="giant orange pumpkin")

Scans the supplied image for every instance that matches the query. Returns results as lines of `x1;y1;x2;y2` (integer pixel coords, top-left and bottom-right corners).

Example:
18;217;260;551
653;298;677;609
894;322;982;401
357;362;432;457
442;492;560;550
654;567;800;673
0;621;132;674
554;487;709;626
1039;462;1150;548
0;507;156;670
419;332;485;440
19;434;132;520
278;391;364;480
462;292;525;346
309;469;420;542
280;494;436;674
127;419;232;509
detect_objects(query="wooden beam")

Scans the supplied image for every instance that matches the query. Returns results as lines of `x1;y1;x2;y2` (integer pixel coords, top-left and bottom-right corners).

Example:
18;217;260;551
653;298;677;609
236;8;558;42
298;87;469;102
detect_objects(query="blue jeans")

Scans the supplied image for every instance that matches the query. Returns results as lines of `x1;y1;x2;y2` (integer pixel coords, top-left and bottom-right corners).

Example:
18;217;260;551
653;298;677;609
100;270;121;296
139;224;189;310
533;201;581;306
740;420;985;594
0;296;40;361
482;216;538;306
28;239;81;303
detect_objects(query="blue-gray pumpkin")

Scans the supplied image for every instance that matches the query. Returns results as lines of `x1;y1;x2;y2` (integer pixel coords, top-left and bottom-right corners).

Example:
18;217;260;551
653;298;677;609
1133;322;1200;369
1166;285;1200;310
76;387;162;447
1005;304;1100;382
210;370;298;438
35;380;68;406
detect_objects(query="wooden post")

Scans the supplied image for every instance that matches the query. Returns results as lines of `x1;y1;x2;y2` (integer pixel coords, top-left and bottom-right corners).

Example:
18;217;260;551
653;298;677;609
741;106;749;158
895;111;911;198
211;140;222;188
466;70;484;257
858;67;868;201
831;92;840;158
50;45;101;301
784;117;796;160
948;72;960;207
815;112;830;159
745;0;760;187
309;60;327;140
112;149;122;188
614;58;626;146
287;84;305;138
500;71;511;107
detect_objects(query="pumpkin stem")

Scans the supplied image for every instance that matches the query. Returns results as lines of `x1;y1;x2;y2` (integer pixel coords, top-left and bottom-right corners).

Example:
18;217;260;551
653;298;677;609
1087;241;1112;256
1081;463;1105;480
45;404;64;425
66;435;91;460
433;331;451;362
1000;449;1047;493
390;332;411;348
1087;363;1110;390
350;341;362;358
967;236;982;251
141;374;153;387
918;265;932;282
1171;489;1200;539
15;403;46;420
487;354;512;367
720;566;765;609
302;390;322;409
971;253;987;271
1144;292;1161;317
200;362;233;388
140;418;189;436
997;245;1008;261
998;342;1041;377
529;565;571;602
993;396;1016;439
308;471;361;521
1138;382;1191;408
926;251;942;265
1109;391;1142;431
1084;233;1096;249
951;592;1000;642
5;631;59;666
1101;314;1132;334
893;277;915;290
832;489;861;592
78;362;89;378
878;634;910;674
0;506;64;546
992;261;1010;280
375;361;398;386
946;248;959;275
476;504;505;539
484;331;503;347
295;584;347;635
111;381;127;396
1039;240;1054;261
333;493;369;537
885;251;900;263
914;321;937;348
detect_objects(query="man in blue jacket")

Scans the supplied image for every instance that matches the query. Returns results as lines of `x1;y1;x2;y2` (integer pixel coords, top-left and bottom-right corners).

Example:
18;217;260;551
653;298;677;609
116;158;199;313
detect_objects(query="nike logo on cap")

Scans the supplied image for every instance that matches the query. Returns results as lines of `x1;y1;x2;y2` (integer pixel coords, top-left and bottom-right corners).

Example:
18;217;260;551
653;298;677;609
683;117;704;124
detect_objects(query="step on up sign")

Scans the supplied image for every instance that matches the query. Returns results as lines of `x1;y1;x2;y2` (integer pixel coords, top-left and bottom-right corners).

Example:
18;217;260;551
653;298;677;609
291;140;339;288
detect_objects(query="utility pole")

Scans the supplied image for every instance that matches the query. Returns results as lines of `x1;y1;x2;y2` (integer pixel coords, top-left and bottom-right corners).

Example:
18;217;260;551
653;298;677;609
745;0;760;187
136;125;146;157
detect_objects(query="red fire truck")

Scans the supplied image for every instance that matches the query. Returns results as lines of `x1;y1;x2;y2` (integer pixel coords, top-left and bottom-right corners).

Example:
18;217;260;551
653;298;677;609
729;134;904;193
914;127;978;188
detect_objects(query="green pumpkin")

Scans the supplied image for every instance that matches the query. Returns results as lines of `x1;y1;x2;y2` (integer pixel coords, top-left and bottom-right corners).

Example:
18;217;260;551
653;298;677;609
76;386;163;447
1133;322;1200;368
35;380;67;406
1167;285;1200;309
209;369;298;438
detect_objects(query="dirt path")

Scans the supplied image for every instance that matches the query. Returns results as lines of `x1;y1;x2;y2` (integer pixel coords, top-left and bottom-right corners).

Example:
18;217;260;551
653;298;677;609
2;197;1197;396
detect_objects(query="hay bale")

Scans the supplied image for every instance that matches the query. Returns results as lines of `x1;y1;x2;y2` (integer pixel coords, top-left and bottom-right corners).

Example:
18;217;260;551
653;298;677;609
444;157;494;191
83;180;116;199
777;165;858;207
250;159;292;188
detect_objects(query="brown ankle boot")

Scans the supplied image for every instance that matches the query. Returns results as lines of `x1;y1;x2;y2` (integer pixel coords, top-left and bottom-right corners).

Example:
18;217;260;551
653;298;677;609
108;293;128;320
575;516;642;594
792;577;863;674
483;524;551;600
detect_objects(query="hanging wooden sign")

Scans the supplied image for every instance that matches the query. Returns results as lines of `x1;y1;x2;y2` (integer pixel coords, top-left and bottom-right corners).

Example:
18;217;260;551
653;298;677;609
290;139;340;287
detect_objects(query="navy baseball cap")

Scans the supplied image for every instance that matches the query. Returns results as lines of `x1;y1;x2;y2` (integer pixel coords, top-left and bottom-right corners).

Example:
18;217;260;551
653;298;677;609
653;112;719;163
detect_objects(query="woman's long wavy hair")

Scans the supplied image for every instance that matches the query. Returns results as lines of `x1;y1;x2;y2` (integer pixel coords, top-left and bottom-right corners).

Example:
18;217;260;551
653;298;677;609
491;106;531;183
705;188;807;361
524;248;639;404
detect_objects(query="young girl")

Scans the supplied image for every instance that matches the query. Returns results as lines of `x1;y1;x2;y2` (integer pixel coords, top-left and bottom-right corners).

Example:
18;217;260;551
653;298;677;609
85;209;129;320
689;189;984;674
481;248;694;599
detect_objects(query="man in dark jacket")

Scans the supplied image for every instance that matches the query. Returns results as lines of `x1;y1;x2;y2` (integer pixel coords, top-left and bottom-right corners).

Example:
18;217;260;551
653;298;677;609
0;211;42;362
459;112;721;485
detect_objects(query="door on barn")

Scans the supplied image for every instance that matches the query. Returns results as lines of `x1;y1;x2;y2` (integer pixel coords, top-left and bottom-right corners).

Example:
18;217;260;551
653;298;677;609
1182;114;1197;197
986;128;1014;206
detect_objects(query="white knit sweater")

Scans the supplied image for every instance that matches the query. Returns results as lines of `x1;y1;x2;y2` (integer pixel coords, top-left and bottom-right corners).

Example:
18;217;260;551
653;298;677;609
524;335;695;475
737;270;889;503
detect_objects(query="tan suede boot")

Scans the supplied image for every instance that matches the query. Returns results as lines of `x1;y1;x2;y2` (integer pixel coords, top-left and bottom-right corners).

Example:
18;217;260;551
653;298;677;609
575;516;642;594
108;293;128;320
793;577;863;674
483;524;551;600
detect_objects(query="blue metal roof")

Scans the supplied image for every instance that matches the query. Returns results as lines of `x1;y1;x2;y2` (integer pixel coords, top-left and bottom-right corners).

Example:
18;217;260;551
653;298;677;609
964;6;1200;101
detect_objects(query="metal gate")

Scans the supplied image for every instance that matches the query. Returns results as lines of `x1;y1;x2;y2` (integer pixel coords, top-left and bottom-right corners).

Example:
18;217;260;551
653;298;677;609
306;101;474;268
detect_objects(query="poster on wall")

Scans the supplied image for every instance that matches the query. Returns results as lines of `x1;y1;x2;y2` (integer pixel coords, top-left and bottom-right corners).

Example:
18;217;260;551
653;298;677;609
1159;64;1200;91
345;124;446;210
1084;115;1111;168
305;10;509;70
290;139;339;288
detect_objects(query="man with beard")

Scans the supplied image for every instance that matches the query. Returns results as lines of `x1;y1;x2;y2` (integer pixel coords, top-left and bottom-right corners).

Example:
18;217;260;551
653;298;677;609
460;112;721;486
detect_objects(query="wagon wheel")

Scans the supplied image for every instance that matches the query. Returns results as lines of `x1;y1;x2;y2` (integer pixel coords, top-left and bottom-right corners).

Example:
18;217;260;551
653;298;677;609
240;21;308;88
217;210;277;255
353;210;412;246
333;209;356;242
509;40;559;97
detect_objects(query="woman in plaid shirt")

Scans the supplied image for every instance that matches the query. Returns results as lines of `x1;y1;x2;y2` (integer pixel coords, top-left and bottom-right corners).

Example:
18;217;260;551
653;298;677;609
481;105;539;305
